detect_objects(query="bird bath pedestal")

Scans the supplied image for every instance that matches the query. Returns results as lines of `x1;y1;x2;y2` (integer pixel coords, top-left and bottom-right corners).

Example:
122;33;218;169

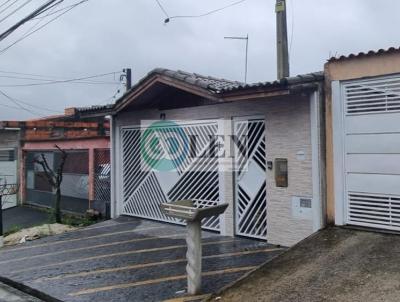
161;200;229;295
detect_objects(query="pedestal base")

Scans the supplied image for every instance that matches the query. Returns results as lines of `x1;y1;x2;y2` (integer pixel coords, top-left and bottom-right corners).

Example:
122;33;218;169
186;220;202;295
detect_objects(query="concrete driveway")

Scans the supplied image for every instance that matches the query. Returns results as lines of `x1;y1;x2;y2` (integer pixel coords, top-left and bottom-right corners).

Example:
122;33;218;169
213;227;400;302
0;217;284;302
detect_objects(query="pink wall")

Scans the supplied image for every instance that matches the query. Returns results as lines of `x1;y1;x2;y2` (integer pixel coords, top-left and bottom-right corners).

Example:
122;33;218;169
21;137;110;207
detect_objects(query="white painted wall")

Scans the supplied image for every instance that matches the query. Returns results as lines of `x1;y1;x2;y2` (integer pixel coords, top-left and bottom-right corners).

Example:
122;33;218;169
113;94;320;246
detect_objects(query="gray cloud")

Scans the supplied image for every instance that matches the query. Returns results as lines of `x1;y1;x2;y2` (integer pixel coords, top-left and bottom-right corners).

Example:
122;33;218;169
0;0;399;120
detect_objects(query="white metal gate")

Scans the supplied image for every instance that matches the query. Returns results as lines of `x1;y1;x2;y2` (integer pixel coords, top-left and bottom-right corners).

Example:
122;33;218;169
0;149;17;209
234;119;267;239
121;121;221;231
340;74;400;231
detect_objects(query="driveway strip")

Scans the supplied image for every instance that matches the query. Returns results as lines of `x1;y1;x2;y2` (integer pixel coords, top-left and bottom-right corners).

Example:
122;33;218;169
69;266;257;297
33;249;281;283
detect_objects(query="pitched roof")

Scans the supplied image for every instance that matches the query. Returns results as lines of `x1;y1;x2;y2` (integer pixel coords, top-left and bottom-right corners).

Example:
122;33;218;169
328;46;400;63
219;71;324;93
77;68;324;116
76;104;114;114
151;68;244;93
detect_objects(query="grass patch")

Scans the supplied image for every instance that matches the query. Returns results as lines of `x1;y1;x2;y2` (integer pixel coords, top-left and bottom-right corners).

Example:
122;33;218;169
4;225;23;237
45;209;102;227
61;214;99;227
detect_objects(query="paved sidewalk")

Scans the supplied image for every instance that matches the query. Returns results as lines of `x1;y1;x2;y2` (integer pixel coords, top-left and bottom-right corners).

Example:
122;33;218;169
0;282;43;302
3;206;49;234
0;216;284;302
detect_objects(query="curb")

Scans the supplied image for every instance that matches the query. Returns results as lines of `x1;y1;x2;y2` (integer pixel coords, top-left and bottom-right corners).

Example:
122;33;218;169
0;276;63;302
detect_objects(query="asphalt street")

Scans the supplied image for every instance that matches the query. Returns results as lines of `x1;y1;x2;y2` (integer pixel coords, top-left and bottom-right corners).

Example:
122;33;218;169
0;217;284;302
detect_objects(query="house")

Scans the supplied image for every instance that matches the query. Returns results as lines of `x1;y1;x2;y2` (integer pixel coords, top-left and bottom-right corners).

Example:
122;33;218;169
0;127;20;210
326;47;400;232
0;108;111;216
82;68;325;247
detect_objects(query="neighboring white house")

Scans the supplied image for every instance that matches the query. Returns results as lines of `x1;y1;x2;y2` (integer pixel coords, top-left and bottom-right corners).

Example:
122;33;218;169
82;68;325;247
326;47;400;232
0;129;19;210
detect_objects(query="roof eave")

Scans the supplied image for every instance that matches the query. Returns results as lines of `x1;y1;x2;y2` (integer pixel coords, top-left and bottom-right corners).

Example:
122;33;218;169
114;74;223;113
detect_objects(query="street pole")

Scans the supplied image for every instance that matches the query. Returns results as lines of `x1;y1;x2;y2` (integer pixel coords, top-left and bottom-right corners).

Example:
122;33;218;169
244;34;249;83
123;68;132;91
224;35;249;83
276;0;290;79
0;196;3;248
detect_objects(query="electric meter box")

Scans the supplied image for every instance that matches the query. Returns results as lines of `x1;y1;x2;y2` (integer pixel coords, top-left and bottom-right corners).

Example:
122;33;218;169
292;197;313;220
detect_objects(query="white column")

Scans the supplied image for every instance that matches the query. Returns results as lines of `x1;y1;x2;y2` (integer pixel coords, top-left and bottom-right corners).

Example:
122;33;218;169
310;90;324;232
218;118;234;237
332;81;345;226
110;115;120;219
186;220;202;295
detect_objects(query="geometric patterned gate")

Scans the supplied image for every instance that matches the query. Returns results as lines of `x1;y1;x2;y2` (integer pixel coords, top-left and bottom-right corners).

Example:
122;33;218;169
94;149;111;216
121;121;221;231
234;119;268;239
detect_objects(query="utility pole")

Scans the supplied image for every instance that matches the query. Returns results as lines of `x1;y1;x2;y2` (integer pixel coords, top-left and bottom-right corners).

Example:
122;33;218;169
0;195;3;247
224;35;249;83
122;68;132;92
276;0;290;79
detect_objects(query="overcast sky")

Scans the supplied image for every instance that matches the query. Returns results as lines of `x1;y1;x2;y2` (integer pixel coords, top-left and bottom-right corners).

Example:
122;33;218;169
0;0;398;120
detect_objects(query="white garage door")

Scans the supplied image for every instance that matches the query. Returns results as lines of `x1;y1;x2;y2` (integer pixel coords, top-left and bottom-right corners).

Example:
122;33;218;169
120;121;221;231
338;74;400;231
0;149;17;210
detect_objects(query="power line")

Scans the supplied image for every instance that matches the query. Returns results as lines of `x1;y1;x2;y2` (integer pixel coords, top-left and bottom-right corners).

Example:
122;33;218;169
0;71;122;87
155;0;169;18
0;0;61;53
0;69;121;84
0;89;43;116
0;0;14;10
31;0;87;20
0;101;21;110
0;74;120;85
0;0;33;25
7;94;59;113
163;0;247;23
0;0;20;16
0;0;87;54
0;0;63;42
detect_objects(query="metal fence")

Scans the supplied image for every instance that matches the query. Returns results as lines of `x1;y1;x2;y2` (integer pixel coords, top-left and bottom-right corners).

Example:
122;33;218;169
93;149;111;218
25;150;90;214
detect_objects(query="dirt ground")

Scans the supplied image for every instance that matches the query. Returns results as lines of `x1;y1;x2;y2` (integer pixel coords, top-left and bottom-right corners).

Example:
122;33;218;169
4;223;76;246
211;227;400;302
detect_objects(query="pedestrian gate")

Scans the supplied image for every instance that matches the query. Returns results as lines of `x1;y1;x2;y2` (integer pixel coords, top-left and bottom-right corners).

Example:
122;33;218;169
234;119;267;239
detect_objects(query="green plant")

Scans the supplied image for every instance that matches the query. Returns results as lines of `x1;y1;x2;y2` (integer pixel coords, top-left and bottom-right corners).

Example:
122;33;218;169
61;214;99;227
4;225;23;237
